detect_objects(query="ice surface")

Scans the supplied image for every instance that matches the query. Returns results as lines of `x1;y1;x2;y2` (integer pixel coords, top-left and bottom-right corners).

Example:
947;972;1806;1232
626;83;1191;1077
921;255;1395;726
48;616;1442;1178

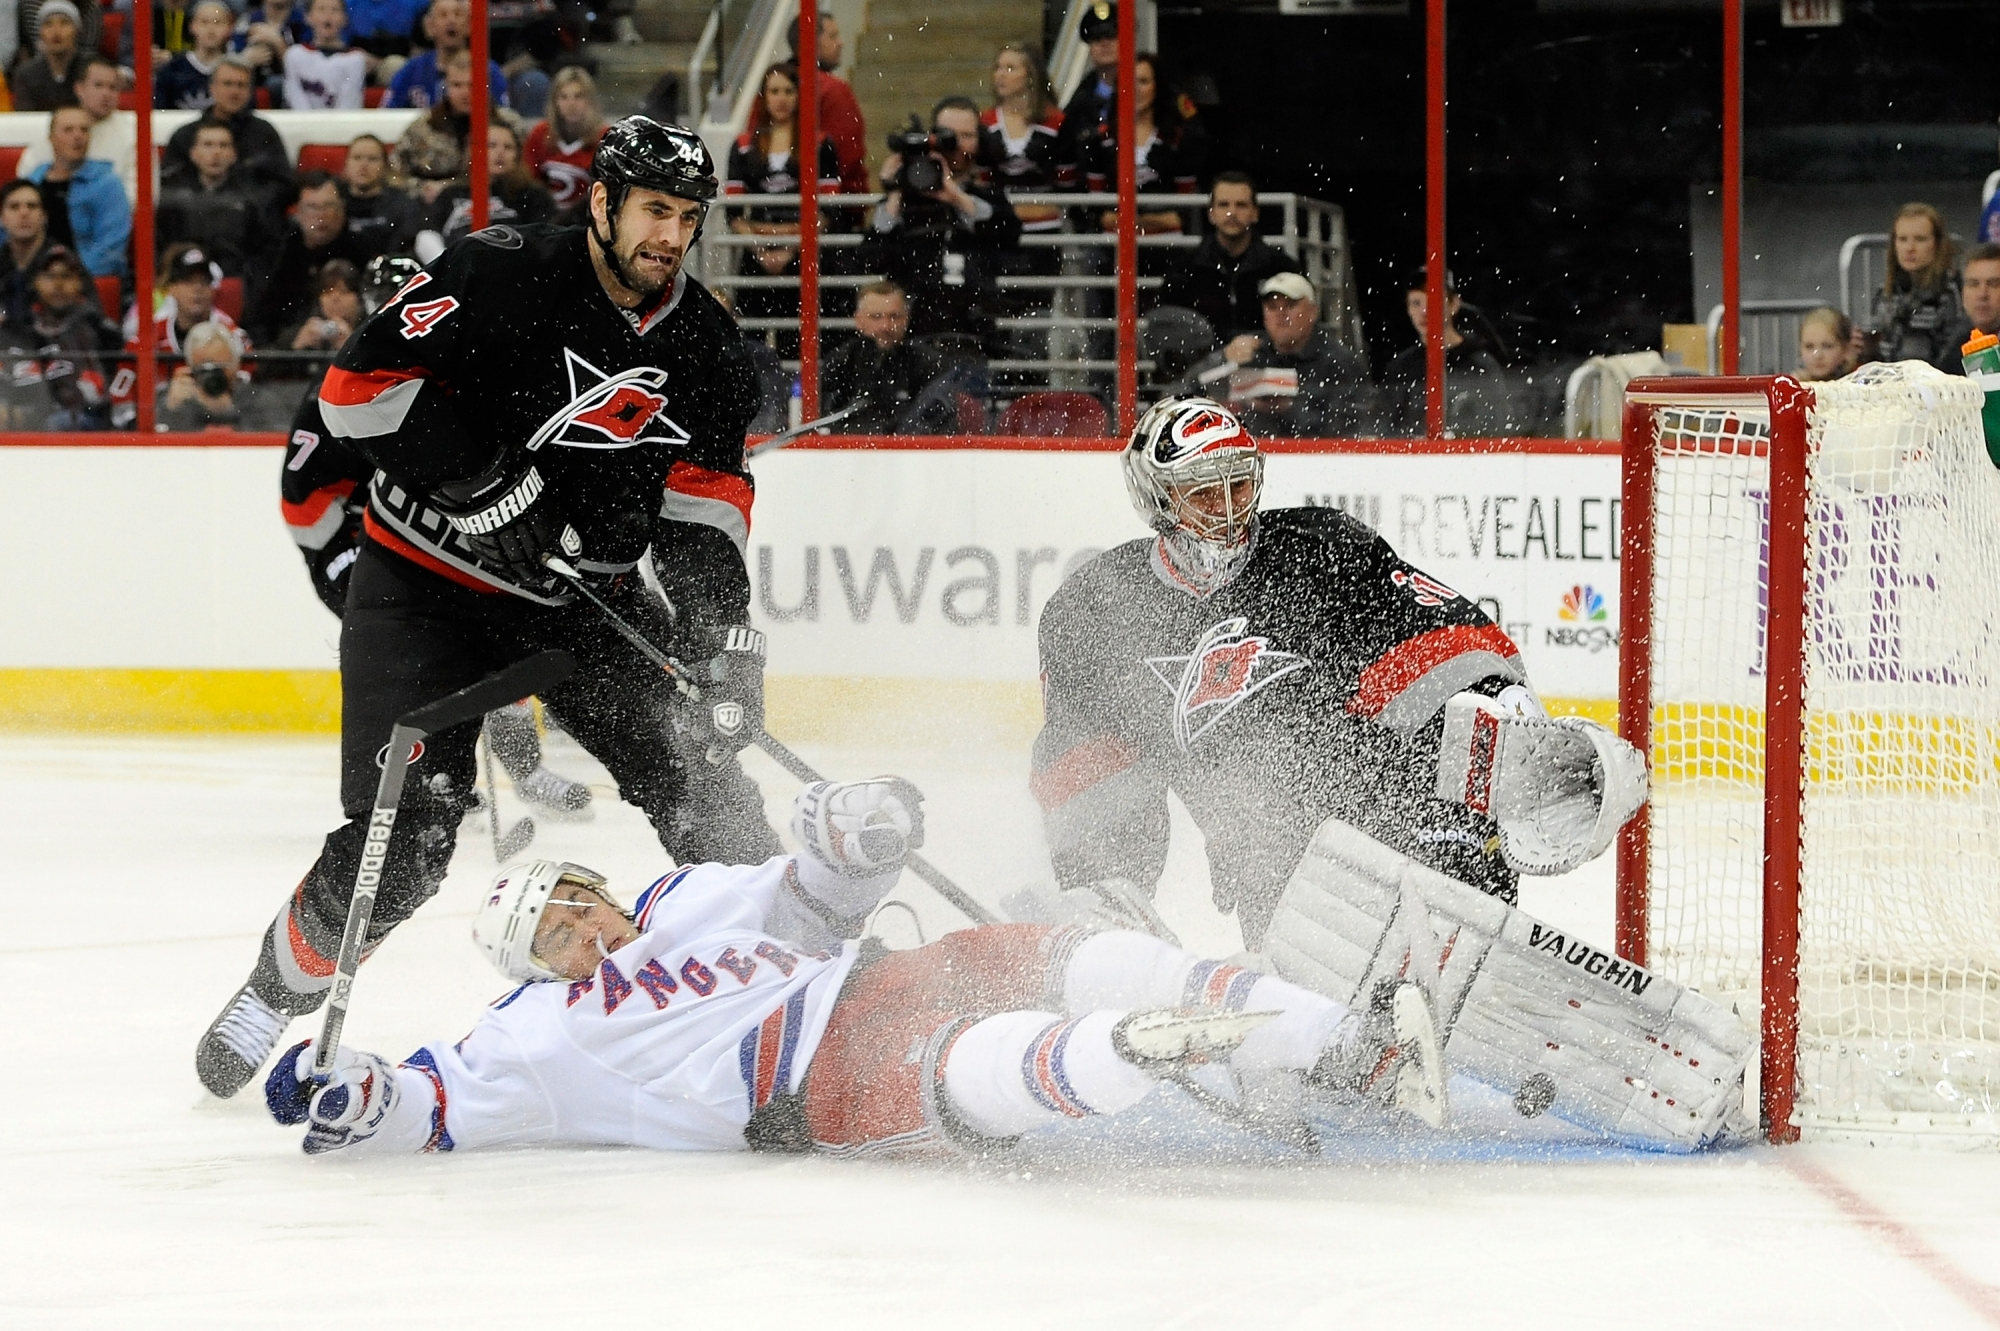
5;732;2000;1329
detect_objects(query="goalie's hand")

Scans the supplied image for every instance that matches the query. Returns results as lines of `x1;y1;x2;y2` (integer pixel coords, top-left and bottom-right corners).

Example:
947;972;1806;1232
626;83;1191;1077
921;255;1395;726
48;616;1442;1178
673;625;766;760
433;463;579;590
1434;691;1648;875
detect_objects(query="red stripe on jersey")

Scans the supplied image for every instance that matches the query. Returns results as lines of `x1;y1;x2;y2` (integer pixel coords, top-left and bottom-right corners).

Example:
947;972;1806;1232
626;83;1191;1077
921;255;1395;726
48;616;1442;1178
665;461;754;528
754;1007;784;1108
280;478;356;529
319;364;428;406
362;508;504;594
1346;624;1521;721
1029;732;1138;811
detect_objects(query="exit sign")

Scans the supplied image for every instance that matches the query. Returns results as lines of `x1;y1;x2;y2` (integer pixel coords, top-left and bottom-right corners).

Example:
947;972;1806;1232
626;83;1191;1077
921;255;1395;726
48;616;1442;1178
1781;0;1842;27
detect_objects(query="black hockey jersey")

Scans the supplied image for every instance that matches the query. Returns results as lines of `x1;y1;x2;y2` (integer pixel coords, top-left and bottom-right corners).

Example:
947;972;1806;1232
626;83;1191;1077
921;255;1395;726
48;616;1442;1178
317;223;761;623
1033;506;1530;946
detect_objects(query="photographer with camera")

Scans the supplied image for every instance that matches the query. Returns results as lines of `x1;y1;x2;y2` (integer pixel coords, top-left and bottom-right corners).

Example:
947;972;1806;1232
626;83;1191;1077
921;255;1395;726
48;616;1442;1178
866;96;1020;349
162;319;293;431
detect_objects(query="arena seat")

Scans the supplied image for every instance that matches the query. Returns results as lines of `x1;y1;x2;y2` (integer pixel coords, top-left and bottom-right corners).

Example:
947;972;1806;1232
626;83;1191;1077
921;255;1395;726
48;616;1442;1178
215;276;243;321
95;276;119;318
363;86;386;108
297;144;348;175
98;8;122;57
997;391;1109;438
0;145;24;180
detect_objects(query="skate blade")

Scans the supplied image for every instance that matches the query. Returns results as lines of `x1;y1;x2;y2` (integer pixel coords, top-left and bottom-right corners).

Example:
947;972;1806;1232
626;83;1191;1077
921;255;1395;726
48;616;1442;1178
1389;985;1447;1128
1124;1007;1279;1064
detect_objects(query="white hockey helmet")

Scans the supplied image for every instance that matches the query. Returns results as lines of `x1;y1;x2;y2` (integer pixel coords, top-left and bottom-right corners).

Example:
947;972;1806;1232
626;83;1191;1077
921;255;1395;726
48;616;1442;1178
472;859;617;983
1122;395;1265;545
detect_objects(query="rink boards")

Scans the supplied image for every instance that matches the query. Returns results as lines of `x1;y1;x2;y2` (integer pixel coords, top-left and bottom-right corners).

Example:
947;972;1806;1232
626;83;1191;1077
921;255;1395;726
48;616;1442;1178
0;439;1623;733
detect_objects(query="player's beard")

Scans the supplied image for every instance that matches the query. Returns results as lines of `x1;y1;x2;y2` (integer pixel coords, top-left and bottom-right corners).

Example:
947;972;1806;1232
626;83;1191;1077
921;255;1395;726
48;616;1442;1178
612;236;682;298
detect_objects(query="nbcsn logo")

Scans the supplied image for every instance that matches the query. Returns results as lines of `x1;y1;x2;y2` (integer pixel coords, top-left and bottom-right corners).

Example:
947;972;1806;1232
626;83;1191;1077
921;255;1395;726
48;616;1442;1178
1558;584;1608;623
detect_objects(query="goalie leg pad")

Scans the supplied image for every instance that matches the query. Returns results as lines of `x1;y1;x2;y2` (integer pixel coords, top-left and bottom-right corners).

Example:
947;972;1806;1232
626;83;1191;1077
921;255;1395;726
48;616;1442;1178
1265;817;1753;1151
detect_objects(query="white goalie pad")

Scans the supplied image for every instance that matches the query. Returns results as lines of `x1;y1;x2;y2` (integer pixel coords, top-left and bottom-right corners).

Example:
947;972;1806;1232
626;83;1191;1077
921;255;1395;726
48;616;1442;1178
1264;817;1754;1151
1435;693;1650;875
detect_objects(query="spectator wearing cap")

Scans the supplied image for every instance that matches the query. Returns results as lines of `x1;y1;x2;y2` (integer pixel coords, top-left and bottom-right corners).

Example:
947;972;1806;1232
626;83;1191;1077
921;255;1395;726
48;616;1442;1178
1179;271;1379;436
0;245;121;430
163;58;299;213
155;118;287;278
26;105;130;279
16;57;138;205
11;0;85;112
1056;0;1119;167
155;0;237;109
785;8;868;196
1959;242;2000;343
1379;267;1517;437
1158;171;1301;344
247;171;384;343
113;242;257;427
0;179;53;327
160;318;293;431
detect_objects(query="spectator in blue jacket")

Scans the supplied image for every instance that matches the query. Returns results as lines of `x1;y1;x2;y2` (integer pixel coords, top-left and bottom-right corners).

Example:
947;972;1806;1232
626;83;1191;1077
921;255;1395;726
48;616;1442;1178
386;0;504;108
26;106;130;279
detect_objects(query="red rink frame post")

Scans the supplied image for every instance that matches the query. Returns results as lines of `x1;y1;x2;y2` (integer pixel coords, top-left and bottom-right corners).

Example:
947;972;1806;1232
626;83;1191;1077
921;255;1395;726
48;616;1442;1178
471;0;490;230
798;2;821;421
1617;376;1810;1144
1114;0;1138;435
1423;0;1446;438
134;0;156;433
1719;0;1742;375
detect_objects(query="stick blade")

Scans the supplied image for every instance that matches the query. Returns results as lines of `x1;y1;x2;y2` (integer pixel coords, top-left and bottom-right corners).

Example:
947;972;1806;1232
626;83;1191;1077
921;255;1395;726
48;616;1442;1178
496;818;536;860
399;650;577;735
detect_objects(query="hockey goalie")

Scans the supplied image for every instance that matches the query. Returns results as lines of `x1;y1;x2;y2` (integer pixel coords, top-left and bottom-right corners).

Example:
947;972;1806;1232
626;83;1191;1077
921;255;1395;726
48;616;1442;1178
1026;397;1754;1150
265;780;1454;1158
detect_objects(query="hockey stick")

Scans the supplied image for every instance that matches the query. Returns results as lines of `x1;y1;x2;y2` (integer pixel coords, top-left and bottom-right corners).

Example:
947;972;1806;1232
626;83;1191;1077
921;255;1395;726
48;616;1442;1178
479;726;536;861
746;403;863;458
542;556;997;926
312;649;577;1078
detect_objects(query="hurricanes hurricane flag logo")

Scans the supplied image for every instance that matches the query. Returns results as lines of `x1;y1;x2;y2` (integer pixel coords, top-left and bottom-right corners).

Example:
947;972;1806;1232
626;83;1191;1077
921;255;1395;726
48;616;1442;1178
1145;617;1310;752
525;348;692;452
1559;584;1607;622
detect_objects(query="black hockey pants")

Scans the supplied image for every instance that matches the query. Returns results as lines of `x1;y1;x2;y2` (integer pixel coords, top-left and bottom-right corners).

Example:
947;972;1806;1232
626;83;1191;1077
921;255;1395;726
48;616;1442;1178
268;542;781;1001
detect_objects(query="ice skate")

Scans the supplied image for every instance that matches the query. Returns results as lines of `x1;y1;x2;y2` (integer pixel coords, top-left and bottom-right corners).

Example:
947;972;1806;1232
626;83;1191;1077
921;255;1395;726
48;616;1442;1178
195;925;325;1098
1309;978;1446;1128
1111;1006;1277;1073
516;767;594;821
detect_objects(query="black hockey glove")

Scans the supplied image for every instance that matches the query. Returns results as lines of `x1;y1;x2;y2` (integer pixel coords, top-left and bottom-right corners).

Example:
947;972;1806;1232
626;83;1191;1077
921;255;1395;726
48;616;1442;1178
433;463;578;590
673;625;766;761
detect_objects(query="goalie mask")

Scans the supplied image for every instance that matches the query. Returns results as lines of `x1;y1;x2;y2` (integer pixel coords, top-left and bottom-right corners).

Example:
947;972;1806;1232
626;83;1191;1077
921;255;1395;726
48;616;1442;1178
472;860;620;983
1124;396;1265;590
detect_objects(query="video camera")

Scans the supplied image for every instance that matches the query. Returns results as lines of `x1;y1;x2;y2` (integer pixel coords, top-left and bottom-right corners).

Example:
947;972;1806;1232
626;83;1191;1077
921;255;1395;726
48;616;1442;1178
885;116;955;195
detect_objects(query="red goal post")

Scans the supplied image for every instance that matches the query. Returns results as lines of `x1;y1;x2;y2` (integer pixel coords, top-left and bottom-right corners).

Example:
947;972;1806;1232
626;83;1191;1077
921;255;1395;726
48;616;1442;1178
1616;369;2000;1147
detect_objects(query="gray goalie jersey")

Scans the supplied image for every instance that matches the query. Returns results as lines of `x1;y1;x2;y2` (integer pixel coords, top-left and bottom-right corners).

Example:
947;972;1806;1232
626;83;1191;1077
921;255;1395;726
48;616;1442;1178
1032;505;1531;946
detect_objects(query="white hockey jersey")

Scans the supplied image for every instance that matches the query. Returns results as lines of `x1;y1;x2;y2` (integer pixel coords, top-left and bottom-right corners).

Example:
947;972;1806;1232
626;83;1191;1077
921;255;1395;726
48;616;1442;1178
374;856;861;1153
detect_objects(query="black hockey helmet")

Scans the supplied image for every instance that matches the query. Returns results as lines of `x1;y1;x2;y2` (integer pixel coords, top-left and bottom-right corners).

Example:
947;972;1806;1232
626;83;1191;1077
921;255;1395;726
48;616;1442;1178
361;254;425;316
592;115;719;220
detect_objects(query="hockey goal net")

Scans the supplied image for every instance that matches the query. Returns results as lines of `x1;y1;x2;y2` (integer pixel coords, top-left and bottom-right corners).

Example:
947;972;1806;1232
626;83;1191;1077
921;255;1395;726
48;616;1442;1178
1618;365;2000;1146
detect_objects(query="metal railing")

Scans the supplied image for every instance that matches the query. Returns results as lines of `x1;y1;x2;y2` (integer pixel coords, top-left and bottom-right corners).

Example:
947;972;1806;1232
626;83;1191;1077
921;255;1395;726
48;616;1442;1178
697;189;1363;381
1839;233;1888;324
1704;299;1825;378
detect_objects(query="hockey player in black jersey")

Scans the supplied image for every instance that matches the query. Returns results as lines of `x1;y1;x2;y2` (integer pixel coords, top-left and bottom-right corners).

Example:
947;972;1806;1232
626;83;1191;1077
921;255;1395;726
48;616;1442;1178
281;255;594;820
1032;397;1645;949
199;118;783;1098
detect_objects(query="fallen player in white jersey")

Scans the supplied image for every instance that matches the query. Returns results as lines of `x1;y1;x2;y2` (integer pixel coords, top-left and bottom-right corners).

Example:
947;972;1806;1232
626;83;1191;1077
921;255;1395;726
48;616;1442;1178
266;778;1447;1157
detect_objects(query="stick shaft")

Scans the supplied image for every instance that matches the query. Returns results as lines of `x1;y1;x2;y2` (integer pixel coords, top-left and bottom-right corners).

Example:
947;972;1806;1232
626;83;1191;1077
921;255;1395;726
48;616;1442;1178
314;720;423;1076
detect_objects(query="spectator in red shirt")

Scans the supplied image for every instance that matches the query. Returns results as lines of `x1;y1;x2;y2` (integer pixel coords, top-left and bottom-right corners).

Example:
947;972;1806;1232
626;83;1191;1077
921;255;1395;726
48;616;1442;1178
785;7;867;196
524;65;606;212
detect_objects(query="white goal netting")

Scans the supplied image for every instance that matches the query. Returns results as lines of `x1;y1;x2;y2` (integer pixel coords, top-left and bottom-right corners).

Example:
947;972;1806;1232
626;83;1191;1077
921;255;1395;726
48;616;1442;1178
1641;362;2000;1143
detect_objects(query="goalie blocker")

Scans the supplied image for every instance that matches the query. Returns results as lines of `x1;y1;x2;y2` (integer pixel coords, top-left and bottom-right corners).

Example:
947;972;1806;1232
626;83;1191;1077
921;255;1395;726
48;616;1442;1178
1265;816;1755;1151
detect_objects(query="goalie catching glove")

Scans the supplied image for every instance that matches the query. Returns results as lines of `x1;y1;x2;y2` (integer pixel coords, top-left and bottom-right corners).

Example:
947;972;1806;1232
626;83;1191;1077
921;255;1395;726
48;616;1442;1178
1434;690;1648;875
672;625;766;760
